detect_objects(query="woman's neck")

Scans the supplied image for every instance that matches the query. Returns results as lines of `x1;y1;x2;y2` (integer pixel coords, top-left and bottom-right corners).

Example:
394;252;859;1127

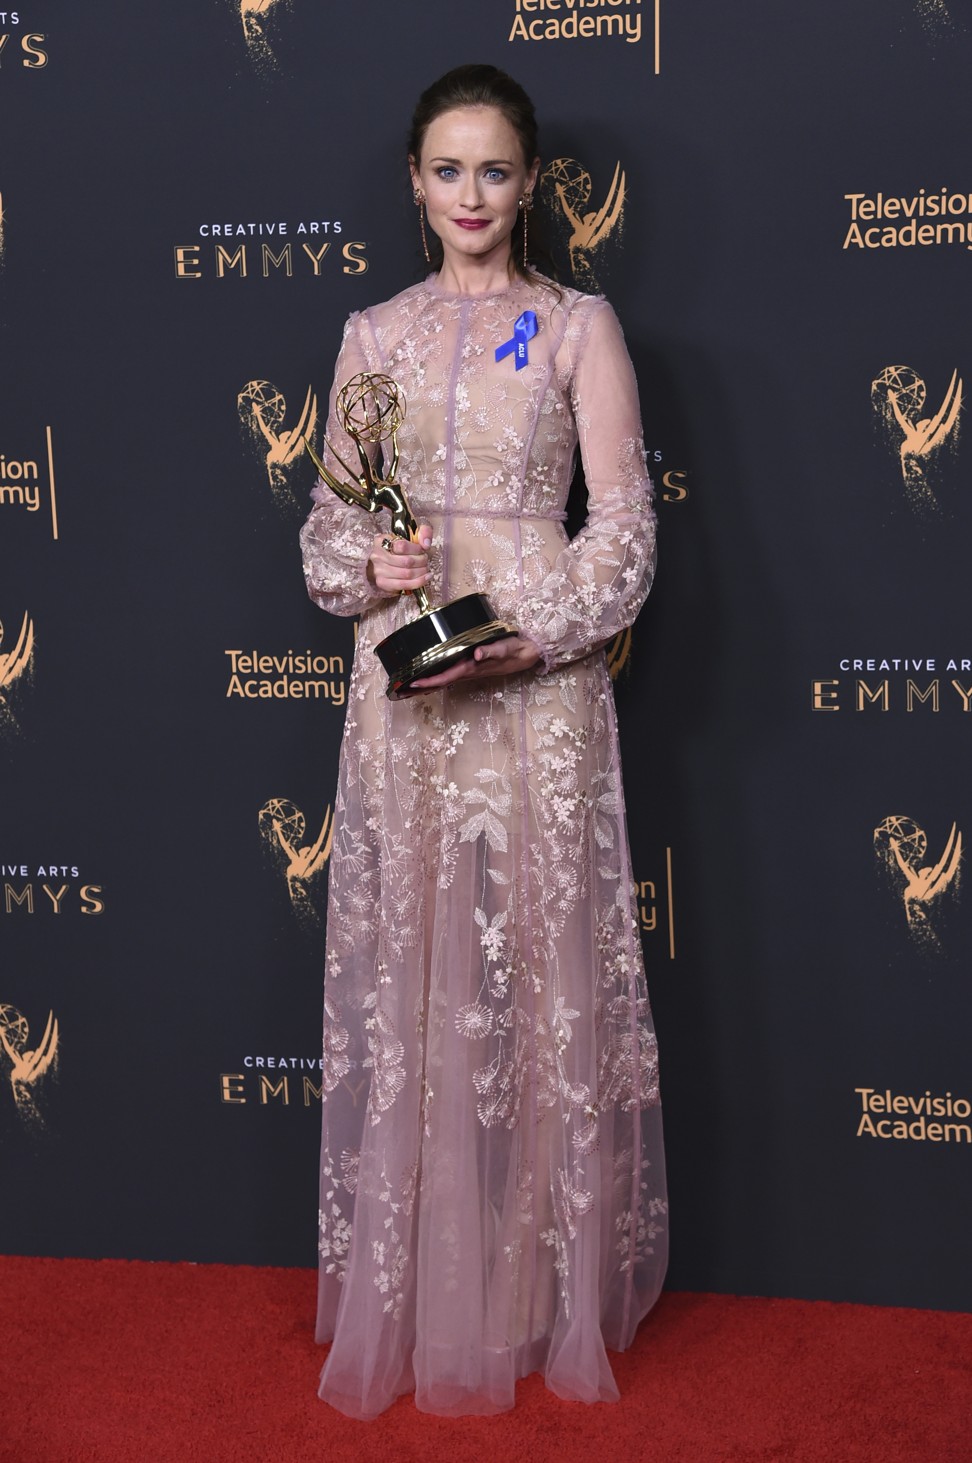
436;244;517;297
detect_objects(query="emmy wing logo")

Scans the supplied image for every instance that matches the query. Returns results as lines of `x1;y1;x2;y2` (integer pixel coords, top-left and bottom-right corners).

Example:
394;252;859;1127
912;0;959;40
871;365;962;512
607;627;633;679
0;191;6;264
874;815;962;946
239;0;290;68
541;158;626;290
238;380;318;510
0;611;35;734
0;1002;58;1126
258;797;332;922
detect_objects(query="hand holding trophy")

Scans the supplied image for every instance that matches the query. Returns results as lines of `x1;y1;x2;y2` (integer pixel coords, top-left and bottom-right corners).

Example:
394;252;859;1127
304;372;513;699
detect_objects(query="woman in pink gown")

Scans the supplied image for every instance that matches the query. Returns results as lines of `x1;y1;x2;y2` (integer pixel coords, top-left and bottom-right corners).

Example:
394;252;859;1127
300;64;667;1419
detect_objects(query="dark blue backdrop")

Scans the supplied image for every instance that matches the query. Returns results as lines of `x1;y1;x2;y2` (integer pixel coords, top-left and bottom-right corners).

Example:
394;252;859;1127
2;0;971;1311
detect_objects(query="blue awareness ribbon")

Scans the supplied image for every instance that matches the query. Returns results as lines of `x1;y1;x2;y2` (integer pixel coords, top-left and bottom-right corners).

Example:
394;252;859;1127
495;309;538;371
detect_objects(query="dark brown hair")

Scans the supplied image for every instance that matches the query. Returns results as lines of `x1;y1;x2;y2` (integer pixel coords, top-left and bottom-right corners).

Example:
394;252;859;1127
408;64;555;286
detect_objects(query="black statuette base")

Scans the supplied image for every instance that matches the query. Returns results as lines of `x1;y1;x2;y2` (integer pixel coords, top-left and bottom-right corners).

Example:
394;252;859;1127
375;593;514;700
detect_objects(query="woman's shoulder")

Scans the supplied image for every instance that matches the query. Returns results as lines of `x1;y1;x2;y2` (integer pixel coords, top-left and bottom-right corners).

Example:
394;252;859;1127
337;281;435;362
529;276;622;360
357;279;434;325
529;274;616;329
337;280;428;334
530;273;593;306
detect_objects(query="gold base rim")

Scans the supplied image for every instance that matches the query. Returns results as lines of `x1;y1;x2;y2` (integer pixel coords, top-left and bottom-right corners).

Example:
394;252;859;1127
386;621;514;699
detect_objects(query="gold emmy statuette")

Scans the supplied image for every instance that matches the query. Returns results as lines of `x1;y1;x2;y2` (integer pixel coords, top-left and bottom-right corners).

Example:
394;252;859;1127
304;372;513;699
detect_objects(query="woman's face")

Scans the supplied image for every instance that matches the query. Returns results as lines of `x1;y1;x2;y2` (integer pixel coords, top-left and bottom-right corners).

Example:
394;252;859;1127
410;105;539;270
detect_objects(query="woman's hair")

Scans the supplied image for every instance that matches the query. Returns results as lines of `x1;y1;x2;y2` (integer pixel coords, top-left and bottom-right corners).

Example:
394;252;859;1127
407;63;556;287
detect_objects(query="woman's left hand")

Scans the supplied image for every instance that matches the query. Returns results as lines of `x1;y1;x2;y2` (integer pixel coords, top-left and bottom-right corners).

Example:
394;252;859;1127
409;635;541;691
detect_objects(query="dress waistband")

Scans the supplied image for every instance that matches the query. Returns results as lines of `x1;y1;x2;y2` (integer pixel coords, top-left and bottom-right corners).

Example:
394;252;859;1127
410;505;568;522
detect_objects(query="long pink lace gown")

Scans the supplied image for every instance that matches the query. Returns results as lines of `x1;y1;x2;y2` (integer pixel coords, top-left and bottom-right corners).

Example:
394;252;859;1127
300;274;667;1419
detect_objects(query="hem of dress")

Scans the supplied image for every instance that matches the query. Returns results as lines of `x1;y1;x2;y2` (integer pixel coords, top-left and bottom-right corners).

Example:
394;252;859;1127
316;1330;630;1420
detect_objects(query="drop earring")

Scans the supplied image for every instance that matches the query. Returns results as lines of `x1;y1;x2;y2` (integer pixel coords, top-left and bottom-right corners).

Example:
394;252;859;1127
519;193;533;268
414;189;430;265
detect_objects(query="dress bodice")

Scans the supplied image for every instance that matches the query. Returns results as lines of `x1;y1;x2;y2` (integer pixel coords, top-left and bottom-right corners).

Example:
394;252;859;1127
353;277;597;523
301;274;657;675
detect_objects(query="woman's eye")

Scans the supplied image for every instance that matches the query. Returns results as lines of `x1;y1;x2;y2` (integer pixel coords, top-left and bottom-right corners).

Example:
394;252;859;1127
485;169;507;182
436;167;457;180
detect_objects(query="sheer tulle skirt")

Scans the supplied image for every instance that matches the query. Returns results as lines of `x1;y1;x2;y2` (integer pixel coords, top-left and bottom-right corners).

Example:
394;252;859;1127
315;653;667;1419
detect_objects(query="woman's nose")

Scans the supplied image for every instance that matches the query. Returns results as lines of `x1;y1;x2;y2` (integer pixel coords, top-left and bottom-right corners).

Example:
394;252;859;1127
458;176;483;210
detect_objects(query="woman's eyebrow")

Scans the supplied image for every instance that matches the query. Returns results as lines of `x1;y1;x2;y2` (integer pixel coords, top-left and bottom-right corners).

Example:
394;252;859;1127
428;156;516;167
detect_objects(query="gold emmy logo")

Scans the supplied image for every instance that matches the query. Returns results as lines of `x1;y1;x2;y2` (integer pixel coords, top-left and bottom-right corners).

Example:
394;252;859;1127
0;1002;58;1126
238;380;318;508
0;611;34;733
541;157;626;290
874;815;962;946
258;797;332;921
239;0;289;68
607;627;632;679
871;365;962;512
0;191;6;263
913;0;957;39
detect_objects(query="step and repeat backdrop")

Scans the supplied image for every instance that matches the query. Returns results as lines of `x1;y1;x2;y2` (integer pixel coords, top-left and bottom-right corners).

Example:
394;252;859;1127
2;1;970;1311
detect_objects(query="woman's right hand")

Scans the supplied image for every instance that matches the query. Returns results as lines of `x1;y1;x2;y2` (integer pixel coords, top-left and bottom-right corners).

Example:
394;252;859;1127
366;523;433;596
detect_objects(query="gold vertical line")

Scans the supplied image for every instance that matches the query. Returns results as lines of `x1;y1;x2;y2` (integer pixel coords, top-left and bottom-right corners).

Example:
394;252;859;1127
665;845;675;959
655;0;661;74
46;425;59;540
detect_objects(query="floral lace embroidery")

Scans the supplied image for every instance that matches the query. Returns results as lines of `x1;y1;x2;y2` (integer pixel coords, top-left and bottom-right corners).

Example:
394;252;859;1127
306;275;666;1339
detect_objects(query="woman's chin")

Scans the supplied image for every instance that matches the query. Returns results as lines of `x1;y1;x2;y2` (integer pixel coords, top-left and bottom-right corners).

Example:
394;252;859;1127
441;230;510;264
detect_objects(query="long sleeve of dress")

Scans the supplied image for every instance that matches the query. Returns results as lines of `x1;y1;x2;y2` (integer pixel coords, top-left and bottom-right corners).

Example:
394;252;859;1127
300;312;386;618
513;300;657;673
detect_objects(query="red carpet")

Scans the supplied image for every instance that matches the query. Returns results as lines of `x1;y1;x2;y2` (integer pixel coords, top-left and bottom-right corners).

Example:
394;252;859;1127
1;1256;969;1463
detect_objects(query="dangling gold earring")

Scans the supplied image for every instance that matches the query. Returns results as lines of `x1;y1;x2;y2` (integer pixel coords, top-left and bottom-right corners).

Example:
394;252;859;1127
414;189;430;265
519;193;533;268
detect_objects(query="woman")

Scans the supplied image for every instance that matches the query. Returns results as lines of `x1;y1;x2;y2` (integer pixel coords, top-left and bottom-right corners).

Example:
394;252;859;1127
300;64;667;1419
